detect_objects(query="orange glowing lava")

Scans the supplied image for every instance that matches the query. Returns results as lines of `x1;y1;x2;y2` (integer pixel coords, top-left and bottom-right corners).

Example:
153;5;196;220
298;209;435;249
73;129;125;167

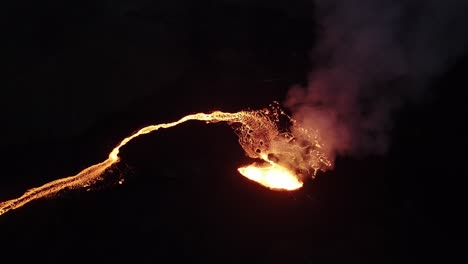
0;103;331;216
238;163;302;190
238;153;303;190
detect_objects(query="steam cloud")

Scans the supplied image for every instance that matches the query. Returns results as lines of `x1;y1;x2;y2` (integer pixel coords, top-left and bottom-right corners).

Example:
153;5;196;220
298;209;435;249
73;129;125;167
285;0;468;163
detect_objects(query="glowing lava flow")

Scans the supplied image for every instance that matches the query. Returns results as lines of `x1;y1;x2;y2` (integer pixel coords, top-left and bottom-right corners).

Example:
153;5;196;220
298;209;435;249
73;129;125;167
0;112;239;216
238;164;302;190
238;155;303;191
0;104;331;216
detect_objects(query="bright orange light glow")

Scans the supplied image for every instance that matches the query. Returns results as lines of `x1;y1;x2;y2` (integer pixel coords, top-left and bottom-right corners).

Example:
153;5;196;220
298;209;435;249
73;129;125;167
0;111;242;216
0;103;331;216
238;163;302;190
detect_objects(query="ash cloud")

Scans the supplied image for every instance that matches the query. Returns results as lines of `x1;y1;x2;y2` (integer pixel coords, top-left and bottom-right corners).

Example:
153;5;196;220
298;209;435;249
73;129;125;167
285;0;468;163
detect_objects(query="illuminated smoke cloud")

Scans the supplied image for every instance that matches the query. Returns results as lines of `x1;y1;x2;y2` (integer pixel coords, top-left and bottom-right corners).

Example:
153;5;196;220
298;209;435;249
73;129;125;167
285;0;468;162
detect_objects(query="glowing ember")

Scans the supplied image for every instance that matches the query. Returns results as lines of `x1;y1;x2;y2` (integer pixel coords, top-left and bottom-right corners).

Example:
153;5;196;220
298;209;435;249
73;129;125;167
238;163;302;190
0;102;330;216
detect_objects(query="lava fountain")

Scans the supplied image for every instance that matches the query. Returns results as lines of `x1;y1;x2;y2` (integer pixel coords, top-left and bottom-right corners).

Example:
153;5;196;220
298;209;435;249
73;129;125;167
0;102;331;216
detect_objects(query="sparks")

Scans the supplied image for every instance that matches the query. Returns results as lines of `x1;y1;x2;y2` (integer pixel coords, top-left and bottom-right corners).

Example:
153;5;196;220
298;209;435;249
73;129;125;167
0;103;331;216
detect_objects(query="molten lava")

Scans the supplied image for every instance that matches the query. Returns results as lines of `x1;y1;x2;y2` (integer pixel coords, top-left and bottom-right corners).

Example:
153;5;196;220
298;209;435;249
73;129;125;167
238;153;303;190
0;103;331;216
238;163;302;190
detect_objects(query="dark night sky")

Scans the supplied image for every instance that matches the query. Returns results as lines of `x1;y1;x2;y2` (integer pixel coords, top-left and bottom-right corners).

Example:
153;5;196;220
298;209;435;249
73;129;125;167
1;1;467;263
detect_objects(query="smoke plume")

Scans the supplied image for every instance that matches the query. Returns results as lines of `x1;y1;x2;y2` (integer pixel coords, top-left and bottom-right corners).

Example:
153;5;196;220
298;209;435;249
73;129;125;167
285;0;468;163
